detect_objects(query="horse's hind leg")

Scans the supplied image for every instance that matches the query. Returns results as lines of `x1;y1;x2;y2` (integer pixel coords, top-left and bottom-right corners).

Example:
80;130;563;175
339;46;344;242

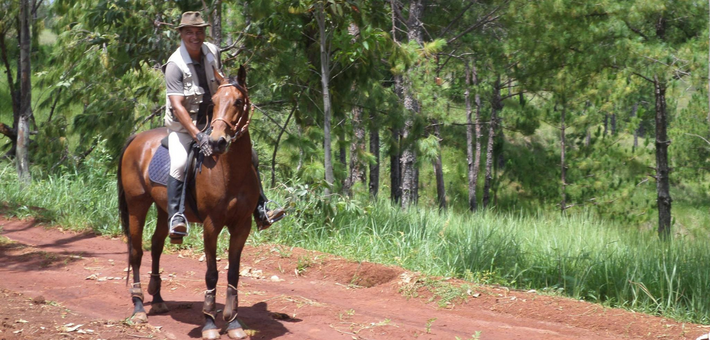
128;203;151;324
147;208;170;314
224;222;251;339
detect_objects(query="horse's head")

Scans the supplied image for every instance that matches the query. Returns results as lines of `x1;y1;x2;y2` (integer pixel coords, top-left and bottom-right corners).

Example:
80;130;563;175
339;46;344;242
209;65;251;154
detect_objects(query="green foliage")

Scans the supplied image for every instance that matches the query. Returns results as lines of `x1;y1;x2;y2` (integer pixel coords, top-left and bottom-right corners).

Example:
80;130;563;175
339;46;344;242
502;98;539;136
670;92;710;181
32;0;179;163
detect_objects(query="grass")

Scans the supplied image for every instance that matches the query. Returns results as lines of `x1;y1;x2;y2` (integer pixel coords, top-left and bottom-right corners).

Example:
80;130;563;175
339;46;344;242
252;183;710;324
2;160;710;324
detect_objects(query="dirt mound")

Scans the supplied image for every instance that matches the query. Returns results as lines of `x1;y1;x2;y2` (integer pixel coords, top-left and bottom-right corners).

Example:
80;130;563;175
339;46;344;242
313;259;403;288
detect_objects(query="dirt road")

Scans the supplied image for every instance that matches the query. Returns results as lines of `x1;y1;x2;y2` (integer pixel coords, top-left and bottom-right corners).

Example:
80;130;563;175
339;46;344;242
0;216;707;340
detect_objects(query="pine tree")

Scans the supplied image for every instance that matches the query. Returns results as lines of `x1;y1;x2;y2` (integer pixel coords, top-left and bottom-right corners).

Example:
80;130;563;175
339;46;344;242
17;0;32;183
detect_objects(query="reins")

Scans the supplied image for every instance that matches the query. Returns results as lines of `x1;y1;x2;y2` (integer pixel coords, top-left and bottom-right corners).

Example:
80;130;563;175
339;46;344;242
209;83;253;143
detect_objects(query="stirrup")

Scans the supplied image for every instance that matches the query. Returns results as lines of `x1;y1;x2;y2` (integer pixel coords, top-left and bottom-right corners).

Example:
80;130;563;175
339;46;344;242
169;213;189;237
256;201;285;231
264;200;285;224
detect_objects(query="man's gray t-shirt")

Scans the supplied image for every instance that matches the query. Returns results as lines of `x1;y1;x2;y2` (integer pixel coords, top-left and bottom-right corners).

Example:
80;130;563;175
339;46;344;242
165;52;212;123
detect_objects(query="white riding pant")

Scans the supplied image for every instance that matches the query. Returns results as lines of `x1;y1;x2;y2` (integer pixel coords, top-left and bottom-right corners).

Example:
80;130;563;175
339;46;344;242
168;130;193;181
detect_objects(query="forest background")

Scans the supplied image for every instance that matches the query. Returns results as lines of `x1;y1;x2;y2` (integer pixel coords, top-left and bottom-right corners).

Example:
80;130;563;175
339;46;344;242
3;0;710;325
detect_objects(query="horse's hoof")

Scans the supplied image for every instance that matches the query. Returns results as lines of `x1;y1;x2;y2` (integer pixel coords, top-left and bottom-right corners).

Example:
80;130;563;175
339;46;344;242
149;302;169;314
202;328;221;340
130;312;148;324
227;328;248;339
170;236;183;244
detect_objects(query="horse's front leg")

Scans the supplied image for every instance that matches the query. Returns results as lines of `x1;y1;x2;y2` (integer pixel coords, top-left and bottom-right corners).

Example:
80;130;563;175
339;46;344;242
147;209;170;314
223;221;252;339
202;221;223;340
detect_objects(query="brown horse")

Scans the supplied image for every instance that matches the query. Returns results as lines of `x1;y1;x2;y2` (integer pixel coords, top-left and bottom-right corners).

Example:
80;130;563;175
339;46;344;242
117;65;257;339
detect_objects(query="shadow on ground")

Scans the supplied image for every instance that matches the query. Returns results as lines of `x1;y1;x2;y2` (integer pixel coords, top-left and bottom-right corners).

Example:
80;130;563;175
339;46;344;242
143;300;298;339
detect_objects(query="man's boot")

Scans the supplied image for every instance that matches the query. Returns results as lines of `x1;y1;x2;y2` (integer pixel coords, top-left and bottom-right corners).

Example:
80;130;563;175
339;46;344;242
254;195;285;231
167;176;187;243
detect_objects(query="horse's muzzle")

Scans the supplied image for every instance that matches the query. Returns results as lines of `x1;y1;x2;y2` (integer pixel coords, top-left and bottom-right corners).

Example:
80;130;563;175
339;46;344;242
213;136;230;154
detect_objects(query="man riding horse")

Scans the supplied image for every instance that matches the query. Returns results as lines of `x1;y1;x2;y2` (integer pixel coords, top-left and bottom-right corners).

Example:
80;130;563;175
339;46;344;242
164;11;284;242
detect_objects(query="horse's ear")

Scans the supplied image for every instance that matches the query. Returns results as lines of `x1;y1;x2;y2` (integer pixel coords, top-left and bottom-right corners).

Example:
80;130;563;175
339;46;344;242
237;65;247;86
214;68;225;85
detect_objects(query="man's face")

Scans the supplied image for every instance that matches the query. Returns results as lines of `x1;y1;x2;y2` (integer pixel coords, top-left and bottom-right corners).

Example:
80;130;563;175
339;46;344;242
180;26;206;53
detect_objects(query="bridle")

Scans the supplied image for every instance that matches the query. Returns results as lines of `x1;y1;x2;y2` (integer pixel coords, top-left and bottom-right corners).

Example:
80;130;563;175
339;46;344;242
210;83;253;143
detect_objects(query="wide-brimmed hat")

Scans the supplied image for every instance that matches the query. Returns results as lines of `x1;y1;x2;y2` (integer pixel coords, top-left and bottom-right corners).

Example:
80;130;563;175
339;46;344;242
176;11;210;29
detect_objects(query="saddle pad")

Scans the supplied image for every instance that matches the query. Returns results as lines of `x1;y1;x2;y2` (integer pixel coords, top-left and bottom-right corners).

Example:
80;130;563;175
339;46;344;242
148;145;170;186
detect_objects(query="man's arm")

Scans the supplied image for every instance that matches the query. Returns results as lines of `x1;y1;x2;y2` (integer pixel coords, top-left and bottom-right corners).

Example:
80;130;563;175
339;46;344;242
169;95;201;140
165;62;201;140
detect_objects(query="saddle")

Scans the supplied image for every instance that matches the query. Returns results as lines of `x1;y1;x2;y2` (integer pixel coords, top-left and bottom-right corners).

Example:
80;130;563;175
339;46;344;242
148;136;197;186
150;111;210;186
148;135;204;220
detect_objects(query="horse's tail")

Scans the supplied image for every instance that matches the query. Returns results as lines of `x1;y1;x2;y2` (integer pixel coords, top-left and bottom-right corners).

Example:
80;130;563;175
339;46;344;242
118;134;137;287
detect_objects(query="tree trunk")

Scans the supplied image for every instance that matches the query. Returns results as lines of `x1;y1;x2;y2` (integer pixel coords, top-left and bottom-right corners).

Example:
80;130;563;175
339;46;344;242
390;74;403;203
560;105;567;212
17;0;32;184
400;113;417;207
473;67;483;209
210;0;222;48
389;0;402;203
654;76;672;238
315;4;334;195
400;0;424;208
465;59;481;212
345;105;366;196
369;110;380;198
406;0;424;44
603;114;608;136
432;119;446;209
390;127;402;202
482;78;500;209
482;112;496;209
610;113;617;135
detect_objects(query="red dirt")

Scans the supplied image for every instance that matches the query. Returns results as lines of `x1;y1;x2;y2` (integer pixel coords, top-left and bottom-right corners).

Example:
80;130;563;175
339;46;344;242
0;216;708;340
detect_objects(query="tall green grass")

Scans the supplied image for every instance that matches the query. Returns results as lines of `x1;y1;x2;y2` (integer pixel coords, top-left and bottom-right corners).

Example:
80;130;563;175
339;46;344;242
0;160;121;234
254;183;710;324
1;161;710;324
